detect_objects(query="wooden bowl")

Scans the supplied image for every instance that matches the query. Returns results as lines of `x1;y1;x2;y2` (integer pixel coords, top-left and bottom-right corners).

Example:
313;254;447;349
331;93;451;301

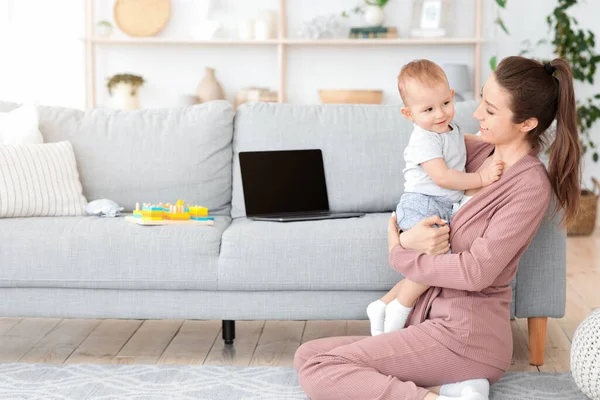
319;89;383;104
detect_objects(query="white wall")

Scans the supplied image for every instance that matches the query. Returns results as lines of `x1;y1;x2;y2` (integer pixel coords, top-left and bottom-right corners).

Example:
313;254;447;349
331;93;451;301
0;0;84;109
1;0;600;181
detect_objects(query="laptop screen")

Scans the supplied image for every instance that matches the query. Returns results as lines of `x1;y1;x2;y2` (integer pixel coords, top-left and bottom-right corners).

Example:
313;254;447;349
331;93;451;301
239;149;330;216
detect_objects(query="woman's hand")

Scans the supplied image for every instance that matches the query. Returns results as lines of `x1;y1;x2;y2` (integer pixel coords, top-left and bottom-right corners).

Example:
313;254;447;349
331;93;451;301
390;214;450;255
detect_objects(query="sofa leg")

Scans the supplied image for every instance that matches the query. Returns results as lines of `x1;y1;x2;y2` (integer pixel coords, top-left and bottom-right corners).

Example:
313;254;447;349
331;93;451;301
222;320;235;345
528;317;547;366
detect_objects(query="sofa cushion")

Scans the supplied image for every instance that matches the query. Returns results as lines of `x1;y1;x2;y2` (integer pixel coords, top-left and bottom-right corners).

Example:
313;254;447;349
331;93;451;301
0;141;88;217
230;101;481;218
0;216;231;290
0;100;234;215
218;213;402;290
0;103;43;144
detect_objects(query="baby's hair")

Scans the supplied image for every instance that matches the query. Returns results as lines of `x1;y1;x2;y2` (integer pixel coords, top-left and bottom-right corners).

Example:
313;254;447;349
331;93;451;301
397;59;449;105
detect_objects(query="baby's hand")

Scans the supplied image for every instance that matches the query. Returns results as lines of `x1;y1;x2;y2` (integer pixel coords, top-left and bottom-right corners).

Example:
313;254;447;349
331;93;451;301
479;160;504;187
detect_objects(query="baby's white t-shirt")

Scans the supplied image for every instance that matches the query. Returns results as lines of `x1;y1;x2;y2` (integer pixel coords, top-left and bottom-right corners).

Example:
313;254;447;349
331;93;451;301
403;122;466;203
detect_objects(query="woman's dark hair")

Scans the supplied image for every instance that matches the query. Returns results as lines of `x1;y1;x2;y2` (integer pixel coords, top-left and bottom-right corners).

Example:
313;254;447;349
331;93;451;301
495;56;581;227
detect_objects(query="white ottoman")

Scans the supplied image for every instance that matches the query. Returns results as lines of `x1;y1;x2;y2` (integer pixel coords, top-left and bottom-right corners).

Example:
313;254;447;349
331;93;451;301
571;308;600;400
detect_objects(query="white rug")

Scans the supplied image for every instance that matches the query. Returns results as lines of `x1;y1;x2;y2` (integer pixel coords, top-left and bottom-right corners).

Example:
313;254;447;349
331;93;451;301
0;363;589;399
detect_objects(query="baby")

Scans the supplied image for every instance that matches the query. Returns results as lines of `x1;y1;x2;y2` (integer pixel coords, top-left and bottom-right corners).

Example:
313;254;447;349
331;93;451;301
367;59;504;336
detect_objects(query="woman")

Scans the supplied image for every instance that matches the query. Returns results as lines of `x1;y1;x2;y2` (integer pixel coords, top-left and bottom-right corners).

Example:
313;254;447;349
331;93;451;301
293;56;581;400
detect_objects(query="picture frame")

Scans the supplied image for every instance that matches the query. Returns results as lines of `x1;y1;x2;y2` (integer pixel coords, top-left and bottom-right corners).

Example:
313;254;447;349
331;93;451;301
410;0;452;38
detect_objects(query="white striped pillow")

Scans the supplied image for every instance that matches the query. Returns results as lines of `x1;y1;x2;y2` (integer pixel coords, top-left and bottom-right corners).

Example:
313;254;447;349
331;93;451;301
0;141;87;217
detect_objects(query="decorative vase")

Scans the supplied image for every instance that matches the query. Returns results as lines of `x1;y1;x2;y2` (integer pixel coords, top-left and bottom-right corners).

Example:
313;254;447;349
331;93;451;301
238;19;254;40
364;5;385;26
253;19;270;40
196;67;225;103
110;82;140;110
95;21;113;37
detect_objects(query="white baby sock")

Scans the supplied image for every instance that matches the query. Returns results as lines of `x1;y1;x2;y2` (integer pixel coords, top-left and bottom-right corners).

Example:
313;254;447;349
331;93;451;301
438;387;489;400
440;379;490;398
366;300;386;336
383;299;412;333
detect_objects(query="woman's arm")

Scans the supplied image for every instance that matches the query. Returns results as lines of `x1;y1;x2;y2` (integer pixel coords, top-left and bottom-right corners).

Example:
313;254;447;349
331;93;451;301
388;214;450;255
389;181;551;291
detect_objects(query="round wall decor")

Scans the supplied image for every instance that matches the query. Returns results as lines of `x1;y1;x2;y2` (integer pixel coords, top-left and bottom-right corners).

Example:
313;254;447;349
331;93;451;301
114;0;171;37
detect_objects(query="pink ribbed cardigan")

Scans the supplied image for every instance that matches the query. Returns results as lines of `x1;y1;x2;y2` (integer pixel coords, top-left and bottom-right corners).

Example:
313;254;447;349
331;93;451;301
390;139;552;371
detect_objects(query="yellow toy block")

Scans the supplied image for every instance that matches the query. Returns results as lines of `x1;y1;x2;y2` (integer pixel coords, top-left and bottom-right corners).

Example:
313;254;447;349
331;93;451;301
189;206;208;217
141;210;163;220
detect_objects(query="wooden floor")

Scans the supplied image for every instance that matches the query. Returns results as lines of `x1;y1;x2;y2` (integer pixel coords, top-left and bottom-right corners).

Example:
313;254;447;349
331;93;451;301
1;230;598;372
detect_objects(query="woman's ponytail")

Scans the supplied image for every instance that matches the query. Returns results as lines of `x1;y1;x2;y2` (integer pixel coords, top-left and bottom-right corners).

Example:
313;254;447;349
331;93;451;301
546;58;581;227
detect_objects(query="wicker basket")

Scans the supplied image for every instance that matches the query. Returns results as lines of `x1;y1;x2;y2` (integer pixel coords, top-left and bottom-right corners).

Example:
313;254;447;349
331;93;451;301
318;89;383;104
567;177;600;236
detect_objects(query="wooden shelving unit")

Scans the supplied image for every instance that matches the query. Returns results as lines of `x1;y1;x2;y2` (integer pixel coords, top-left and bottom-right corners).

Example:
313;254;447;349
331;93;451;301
83;0;484;109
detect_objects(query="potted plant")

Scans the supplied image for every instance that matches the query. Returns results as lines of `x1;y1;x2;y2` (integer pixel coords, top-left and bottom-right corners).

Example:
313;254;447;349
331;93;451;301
363;0;390;26
342;0;390;27
106;74;145;110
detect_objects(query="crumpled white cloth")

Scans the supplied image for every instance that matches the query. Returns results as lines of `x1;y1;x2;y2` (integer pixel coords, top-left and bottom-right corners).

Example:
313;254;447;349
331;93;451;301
86;199;124;218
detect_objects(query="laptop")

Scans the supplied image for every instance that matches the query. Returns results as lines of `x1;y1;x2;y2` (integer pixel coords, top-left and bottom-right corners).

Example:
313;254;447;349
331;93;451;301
239;149;365;222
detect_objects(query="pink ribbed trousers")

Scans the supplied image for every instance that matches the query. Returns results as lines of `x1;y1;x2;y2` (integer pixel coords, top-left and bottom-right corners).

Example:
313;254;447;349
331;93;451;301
294;325;504;400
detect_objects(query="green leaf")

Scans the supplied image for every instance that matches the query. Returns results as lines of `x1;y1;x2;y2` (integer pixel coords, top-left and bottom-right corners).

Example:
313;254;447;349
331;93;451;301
495;18;510;35
495;0;507;8
490;56;498;71
365;0;388;6
594;152;599;163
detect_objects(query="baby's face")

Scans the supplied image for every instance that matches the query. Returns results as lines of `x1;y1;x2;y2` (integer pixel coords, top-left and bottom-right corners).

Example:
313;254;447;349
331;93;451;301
401;81;455;134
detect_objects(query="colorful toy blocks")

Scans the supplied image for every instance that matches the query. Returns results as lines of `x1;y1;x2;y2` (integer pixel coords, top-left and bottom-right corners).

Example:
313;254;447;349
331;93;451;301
128;199;214;226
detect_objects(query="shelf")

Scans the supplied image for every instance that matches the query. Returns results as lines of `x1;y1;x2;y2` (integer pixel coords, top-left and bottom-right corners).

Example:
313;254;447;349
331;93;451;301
83;0;484;108
85;37;280;45
84;37;484;46
283;38;484;45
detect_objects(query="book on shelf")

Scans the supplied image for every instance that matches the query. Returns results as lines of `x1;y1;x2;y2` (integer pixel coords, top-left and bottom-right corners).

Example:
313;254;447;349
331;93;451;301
349;26;398;39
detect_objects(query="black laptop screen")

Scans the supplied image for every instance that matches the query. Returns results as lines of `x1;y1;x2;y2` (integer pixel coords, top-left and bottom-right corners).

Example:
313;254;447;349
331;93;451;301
239;149;330;216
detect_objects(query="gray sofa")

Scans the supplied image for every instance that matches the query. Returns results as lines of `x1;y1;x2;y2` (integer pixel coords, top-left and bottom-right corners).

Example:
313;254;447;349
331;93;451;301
0;100;565;365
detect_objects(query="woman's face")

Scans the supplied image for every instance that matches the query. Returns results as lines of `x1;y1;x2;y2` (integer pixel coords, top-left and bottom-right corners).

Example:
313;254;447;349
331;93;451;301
473;74;525;146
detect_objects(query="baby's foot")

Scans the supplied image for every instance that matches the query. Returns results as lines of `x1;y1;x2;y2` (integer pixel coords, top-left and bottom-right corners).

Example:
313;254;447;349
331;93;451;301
366;300;386;336
439;379;489;398
383;300;412;333
438;387;488;400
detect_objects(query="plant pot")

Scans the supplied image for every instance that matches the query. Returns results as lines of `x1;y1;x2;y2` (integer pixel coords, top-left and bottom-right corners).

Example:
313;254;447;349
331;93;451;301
110;82;140;110
364;5;385;26
96;22;113;37
196;67;225;103
567;177;600;236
